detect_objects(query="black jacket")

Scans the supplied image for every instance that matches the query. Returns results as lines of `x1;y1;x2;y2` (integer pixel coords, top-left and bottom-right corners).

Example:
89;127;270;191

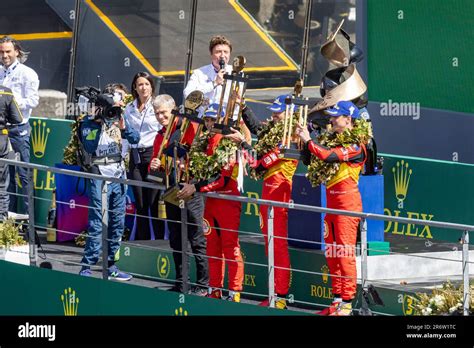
0;85;23;128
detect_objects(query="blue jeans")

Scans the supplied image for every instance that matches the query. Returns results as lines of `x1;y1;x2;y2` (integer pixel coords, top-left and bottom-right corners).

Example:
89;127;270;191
8;123;30;213
81;179;126;267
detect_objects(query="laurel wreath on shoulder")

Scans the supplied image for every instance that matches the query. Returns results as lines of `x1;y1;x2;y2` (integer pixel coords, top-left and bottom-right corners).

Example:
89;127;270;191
250;114;299;180
122;94;134;106
62;114;86;165
306;118;372;187
189;132;238;181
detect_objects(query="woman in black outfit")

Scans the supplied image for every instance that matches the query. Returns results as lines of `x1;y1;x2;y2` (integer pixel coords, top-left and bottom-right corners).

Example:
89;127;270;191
123;72;164;240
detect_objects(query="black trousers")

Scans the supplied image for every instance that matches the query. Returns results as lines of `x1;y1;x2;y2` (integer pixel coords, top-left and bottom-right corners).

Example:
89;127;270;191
166;194;208;290
129;147;164;240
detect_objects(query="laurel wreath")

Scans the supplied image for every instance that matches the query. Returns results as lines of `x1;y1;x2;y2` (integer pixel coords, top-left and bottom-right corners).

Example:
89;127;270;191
189;132;238;181
63;114;86;165
306;118;372;187
122;94;134;106
249;114;299;180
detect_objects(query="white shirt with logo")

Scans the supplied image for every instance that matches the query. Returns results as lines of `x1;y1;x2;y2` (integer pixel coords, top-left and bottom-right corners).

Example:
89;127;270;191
96;123;125;178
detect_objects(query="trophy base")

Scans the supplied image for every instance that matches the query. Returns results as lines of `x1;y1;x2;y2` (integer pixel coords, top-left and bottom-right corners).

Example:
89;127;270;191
161;185;192;207
212;123;234;135
165;142;189;158
281;148;302;160
183;113;204;124
146;169;166;184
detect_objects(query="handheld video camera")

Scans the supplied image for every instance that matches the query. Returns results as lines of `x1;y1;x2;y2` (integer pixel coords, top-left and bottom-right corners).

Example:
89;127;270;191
75;86;122;122
74;86;100;112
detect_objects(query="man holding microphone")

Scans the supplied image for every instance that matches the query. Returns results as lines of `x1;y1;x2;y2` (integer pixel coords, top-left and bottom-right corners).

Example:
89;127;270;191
183;35;233;112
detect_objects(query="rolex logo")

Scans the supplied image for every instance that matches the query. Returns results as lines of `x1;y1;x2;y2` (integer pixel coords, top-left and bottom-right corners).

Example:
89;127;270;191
321;265;329;284
392;160;412;205
31;119;50;158
174;307;188;316
60;287;79;316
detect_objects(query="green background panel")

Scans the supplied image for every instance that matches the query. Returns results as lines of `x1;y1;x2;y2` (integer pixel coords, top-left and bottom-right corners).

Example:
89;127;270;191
28;118;73;227
0;260;300;316
368;0;474;113
382;154;474;242
119;241;415;315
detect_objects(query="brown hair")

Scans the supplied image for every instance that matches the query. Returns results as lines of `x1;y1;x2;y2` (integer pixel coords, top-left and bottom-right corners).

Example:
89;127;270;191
209;35;232;53
103;82;129;94
131;72;155;107
0;36;29;63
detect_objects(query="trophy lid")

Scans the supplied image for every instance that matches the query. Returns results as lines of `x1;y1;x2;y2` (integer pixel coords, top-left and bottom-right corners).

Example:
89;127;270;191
320;19;347;67
320;19;364;67
184;90;204;111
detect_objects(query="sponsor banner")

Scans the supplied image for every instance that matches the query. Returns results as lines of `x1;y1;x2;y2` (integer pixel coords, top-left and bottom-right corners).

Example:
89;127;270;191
55;164;89;242
383;155;474;243
0;260;299;316
118;241;414;315
28;118;73;227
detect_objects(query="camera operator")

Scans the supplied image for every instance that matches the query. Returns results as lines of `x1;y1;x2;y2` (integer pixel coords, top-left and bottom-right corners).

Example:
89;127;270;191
77;93;139;280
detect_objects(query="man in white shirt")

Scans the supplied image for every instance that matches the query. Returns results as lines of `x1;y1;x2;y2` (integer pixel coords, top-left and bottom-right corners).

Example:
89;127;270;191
0;36;39;213
183;35;233;113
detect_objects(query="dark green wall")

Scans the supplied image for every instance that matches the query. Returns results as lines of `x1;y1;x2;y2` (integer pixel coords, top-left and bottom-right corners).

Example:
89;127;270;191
368;0;474;114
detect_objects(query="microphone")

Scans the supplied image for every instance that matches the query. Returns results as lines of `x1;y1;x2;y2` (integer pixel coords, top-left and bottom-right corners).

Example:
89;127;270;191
219;58;225;71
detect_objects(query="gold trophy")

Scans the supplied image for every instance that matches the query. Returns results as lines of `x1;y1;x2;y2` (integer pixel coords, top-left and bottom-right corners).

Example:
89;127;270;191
310;19;366;114
146;112;178;184
161;91;204;206
175;90;205;156
281;79;311;160
212;56;249;135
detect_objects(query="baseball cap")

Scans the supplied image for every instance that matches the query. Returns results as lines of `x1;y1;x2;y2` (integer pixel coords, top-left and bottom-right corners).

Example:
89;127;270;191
203;103;224;119
266;94;291;113
325;100;360;119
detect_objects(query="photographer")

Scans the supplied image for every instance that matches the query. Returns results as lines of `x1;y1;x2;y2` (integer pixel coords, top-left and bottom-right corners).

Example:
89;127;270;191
77;93;139;280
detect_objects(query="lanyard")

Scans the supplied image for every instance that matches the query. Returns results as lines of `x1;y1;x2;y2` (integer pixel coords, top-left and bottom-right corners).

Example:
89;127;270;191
1;61;19;80
132;98;151;148
138;101;151;133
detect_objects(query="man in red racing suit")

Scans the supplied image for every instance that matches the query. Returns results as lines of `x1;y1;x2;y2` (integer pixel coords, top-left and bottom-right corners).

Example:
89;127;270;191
297;100;366;316
228;95;298;309
178;103;244;302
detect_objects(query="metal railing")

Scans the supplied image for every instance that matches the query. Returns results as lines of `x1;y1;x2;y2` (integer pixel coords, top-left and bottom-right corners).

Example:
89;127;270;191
1;158;473;315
